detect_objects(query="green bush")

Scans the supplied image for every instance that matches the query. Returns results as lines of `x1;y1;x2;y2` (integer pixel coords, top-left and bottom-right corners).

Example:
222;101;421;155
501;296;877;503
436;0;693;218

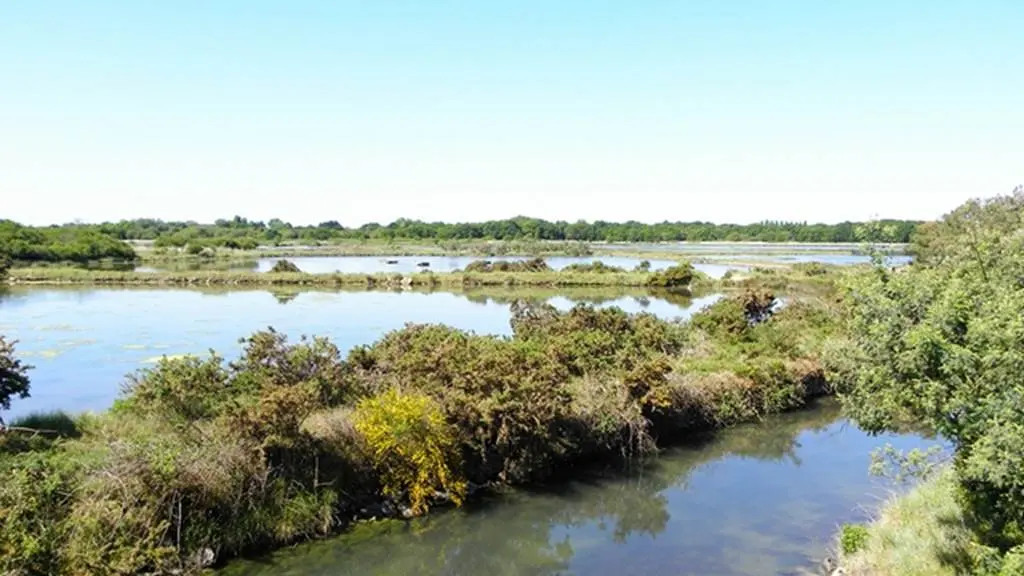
0;336;31;424
646;263;695;287
269;259;302;273
561;260;624;273
840;523;869;555
832;188;1024;551
463;257;550;273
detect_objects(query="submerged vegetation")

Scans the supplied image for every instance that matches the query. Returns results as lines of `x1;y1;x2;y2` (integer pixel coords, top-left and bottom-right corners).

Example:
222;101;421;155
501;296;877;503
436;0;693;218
830;187;1024;574
0;284;835;574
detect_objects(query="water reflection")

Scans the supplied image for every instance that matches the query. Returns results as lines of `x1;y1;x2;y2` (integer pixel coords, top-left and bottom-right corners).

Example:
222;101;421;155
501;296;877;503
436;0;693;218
0;286;718;416
221;401;927;576
133;255;743;279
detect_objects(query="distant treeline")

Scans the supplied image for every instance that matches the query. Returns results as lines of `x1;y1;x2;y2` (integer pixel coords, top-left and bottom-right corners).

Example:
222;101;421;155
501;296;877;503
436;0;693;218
0;220;136;263
1;216;920;262
101;216;919;244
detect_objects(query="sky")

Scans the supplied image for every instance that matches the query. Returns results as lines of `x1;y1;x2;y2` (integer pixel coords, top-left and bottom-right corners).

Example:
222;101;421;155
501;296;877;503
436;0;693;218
1;1;1021;226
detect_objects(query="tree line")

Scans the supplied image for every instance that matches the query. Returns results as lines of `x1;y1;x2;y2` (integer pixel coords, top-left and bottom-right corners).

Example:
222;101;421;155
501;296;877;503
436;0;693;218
1;215;920;262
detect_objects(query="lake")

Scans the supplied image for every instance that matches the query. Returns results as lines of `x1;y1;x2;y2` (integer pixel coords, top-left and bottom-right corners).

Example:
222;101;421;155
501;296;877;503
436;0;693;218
221;400;932;576
0;286;719;417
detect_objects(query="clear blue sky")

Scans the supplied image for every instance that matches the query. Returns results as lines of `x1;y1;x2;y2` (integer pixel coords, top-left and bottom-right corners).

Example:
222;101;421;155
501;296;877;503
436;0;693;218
1;1;1020;226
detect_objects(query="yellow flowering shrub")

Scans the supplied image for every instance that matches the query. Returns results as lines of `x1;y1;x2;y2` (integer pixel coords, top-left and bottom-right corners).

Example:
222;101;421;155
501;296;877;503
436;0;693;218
353;389;466;514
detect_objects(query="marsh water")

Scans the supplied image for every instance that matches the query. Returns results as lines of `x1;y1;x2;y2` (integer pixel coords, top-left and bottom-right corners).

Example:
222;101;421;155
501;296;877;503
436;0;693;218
135;255;745;278
221;400;931;576
0;286;719;417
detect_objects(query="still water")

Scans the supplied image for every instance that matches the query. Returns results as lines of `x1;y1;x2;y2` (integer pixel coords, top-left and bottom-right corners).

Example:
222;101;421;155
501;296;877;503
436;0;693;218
221;401;931;576
0;287;718;417
137;255;743;279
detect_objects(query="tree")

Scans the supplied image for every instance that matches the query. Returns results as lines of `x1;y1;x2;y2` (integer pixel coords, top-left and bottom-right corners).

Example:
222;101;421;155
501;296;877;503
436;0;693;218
0;336;31;428
830;187;1024;549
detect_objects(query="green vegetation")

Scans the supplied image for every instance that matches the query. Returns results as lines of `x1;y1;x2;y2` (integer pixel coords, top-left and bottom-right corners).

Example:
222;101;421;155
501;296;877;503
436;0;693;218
0;285;835;574
462;257;551;272
0;220;136;263
3;216;919;262
5;263;705;289
0;336;31;429
828;187;1024;573
647;263;696;287
268;259;302;273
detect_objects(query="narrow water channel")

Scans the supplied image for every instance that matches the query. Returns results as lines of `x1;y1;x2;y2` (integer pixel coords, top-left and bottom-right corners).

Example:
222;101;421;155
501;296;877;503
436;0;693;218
221;400;930;576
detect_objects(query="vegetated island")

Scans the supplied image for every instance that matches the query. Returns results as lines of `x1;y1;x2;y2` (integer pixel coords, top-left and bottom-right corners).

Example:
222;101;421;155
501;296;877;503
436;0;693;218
1;258;719;289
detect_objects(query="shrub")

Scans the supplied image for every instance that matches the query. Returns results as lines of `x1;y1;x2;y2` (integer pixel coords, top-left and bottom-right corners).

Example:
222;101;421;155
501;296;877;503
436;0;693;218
833;188;1024;551
633;260;651;272
647;263;695;287
0;336;31;426
463;257;550;273
269;259;302;273
840;523;869;555
561;261;624;273
353;389;466;514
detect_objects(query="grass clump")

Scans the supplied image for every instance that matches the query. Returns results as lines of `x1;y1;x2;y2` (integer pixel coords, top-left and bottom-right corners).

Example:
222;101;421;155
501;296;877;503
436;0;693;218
837;469;1024;576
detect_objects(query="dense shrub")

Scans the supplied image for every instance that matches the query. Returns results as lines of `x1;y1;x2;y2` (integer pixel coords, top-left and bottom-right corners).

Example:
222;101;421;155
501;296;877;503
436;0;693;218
353;389;465;514
0;336;31;428
0;293;835;573
560;261;625;273
0;220;136;263
269;259;302;273
463;257;550;273
646;263;695;287
830;188;1024;557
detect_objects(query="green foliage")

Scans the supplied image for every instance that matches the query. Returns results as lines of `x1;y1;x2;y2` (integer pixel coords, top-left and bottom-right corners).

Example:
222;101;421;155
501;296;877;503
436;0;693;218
646;263;695;287
0;336;31;420
353;389;466;514
0;252;10;282
269;259;302;273
831;187;1024;555
7;215;922;249
560;260;625;273
463;257;551;273
0;219;136;263
840;524;869;555
0;294;837;574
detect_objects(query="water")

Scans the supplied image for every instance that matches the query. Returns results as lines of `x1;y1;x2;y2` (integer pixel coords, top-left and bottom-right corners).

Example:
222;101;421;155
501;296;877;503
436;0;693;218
135;256;743;279
0;287;717;417
221;401;933;576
